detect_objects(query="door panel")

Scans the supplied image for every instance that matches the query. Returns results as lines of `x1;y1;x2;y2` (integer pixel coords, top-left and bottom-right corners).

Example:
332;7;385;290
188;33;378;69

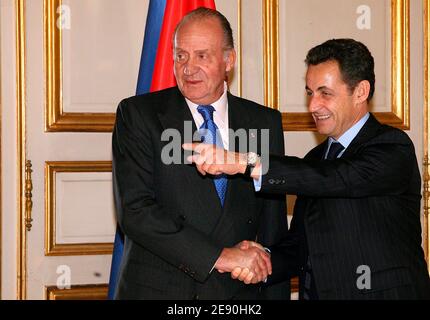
24;0;147;299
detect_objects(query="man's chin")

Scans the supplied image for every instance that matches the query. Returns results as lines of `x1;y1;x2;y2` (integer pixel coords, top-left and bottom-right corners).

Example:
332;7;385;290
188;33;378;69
180;89;203;100
315;125;332;137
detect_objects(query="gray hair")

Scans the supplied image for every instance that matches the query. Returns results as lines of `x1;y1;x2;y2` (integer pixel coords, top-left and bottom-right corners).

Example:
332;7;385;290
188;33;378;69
173;7;234;50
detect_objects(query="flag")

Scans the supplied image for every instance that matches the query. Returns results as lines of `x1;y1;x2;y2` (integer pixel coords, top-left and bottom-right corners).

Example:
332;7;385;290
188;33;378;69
108;0;216;300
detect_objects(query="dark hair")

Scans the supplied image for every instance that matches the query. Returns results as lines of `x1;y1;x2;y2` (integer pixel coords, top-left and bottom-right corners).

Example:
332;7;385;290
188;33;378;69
174;7;234;50
305;38;375;101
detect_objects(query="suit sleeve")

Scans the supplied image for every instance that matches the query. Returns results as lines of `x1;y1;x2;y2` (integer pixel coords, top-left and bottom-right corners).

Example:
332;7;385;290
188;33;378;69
256;110;292;298
112;99;222;282
265;196;305;285
261;130;418;198
257;110;288;245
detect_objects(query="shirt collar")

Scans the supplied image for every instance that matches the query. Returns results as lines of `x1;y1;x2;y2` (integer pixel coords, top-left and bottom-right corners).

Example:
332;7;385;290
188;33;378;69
327;112;370;153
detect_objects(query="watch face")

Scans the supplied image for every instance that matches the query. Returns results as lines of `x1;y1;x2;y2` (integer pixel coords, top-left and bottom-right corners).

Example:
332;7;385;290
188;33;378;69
247;152;258;165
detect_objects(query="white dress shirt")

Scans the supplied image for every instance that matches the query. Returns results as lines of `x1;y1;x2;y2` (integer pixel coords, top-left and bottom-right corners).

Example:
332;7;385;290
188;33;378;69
185;82;229;150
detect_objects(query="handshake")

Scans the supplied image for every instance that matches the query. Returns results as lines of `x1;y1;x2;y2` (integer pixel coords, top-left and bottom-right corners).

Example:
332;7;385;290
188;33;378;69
214;240;271;284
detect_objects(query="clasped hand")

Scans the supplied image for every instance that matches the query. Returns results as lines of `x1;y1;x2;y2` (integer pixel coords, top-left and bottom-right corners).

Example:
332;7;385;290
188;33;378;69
215;240;270;284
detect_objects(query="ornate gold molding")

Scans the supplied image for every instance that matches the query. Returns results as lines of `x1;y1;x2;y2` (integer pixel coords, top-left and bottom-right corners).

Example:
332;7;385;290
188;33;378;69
423;155;429;266
263;0;279;110
16;0;27;300
45;284;108;300
387;0;409;129
263;0;410;131
45;161;114;256
44;0;115;132
424;0;430;269
25;160;33;231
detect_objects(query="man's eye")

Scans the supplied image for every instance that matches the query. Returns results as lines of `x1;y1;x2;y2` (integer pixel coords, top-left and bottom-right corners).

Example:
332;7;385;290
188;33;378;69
175;54;186;61
306;91;313;96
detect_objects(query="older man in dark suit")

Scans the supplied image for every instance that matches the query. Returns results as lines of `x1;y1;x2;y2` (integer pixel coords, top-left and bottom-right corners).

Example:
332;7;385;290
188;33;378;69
112;8;289;299
185;39;430;299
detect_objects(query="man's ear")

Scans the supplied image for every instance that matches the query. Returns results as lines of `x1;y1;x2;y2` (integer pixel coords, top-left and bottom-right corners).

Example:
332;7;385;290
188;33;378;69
225;49;236;73
354;80;371;104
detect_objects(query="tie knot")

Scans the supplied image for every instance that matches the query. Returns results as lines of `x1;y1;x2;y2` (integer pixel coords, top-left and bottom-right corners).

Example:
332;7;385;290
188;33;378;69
197;105;215;121
326;141;344;160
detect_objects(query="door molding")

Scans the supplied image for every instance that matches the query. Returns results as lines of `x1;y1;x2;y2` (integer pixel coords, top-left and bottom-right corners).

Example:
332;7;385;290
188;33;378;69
424;0;430;270
263;0;410;131
45;161;114;256
16;0;27;300
44;0;115;132
45;284;108;300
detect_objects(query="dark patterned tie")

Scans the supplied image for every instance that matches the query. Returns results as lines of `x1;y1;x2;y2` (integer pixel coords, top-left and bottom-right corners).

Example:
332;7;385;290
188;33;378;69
303;141;345;300
197;105;227;206
325;141;344;160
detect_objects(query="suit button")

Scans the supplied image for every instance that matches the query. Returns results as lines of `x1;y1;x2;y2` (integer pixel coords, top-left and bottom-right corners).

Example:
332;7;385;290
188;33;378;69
247;219;253;224
281;179;286;184
179;215;186;221
193;294;200;300
269;179;275;184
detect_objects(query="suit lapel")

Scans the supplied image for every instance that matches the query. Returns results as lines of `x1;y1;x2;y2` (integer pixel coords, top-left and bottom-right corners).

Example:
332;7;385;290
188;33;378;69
157;89;194;137
210;93;255;236
157;88;223;228
340;113;382;159
304;114;383;224
308;113;383;161
227;93;251;151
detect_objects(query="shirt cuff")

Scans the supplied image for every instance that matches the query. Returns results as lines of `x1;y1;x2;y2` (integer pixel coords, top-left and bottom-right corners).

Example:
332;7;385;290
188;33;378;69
253;171;262;191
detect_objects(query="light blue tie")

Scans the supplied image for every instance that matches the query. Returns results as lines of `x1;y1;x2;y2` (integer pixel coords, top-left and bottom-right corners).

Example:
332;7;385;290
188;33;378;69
197;105;227;206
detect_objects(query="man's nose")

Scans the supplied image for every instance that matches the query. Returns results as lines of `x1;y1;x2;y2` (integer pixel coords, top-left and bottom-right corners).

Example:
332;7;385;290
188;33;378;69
308;96;320;113
183;58;199;75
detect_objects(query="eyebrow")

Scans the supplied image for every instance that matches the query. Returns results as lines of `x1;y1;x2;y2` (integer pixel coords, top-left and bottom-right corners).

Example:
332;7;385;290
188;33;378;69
305;85;332;92
174;48;209;54
194;49;209;54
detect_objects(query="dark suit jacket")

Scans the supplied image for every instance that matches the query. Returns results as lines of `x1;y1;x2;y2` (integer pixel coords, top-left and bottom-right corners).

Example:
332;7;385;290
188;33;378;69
112;86;289;299
264;114;430;299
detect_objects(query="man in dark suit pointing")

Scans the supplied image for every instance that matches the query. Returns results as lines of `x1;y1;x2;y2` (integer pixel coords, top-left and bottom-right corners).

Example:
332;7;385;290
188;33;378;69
112;8;289;299
185;38;430;299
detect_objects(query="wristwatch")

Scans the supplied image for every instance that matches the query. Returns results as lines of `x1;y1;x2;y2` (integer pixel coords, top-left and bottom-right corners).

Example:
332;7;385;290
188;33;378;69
244;152;260;177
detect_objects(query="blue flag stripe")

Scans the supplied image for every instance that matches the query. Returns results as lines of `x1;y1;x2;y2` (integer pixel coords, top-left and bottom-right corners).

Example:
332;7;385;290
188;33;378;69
136;0;167;95
107;228;124;299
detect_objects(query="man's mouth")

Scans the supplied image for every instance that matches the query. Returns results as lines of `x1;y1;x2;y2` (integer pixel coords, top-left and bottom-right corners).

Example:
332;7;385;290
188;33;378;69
313;114;331;121
186;80;202;85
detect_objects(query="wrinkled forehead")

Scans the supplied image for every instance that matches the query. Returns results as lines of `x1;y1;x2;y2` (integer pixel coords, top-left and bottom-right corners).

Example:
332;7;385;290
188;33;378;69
174;17;224;47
